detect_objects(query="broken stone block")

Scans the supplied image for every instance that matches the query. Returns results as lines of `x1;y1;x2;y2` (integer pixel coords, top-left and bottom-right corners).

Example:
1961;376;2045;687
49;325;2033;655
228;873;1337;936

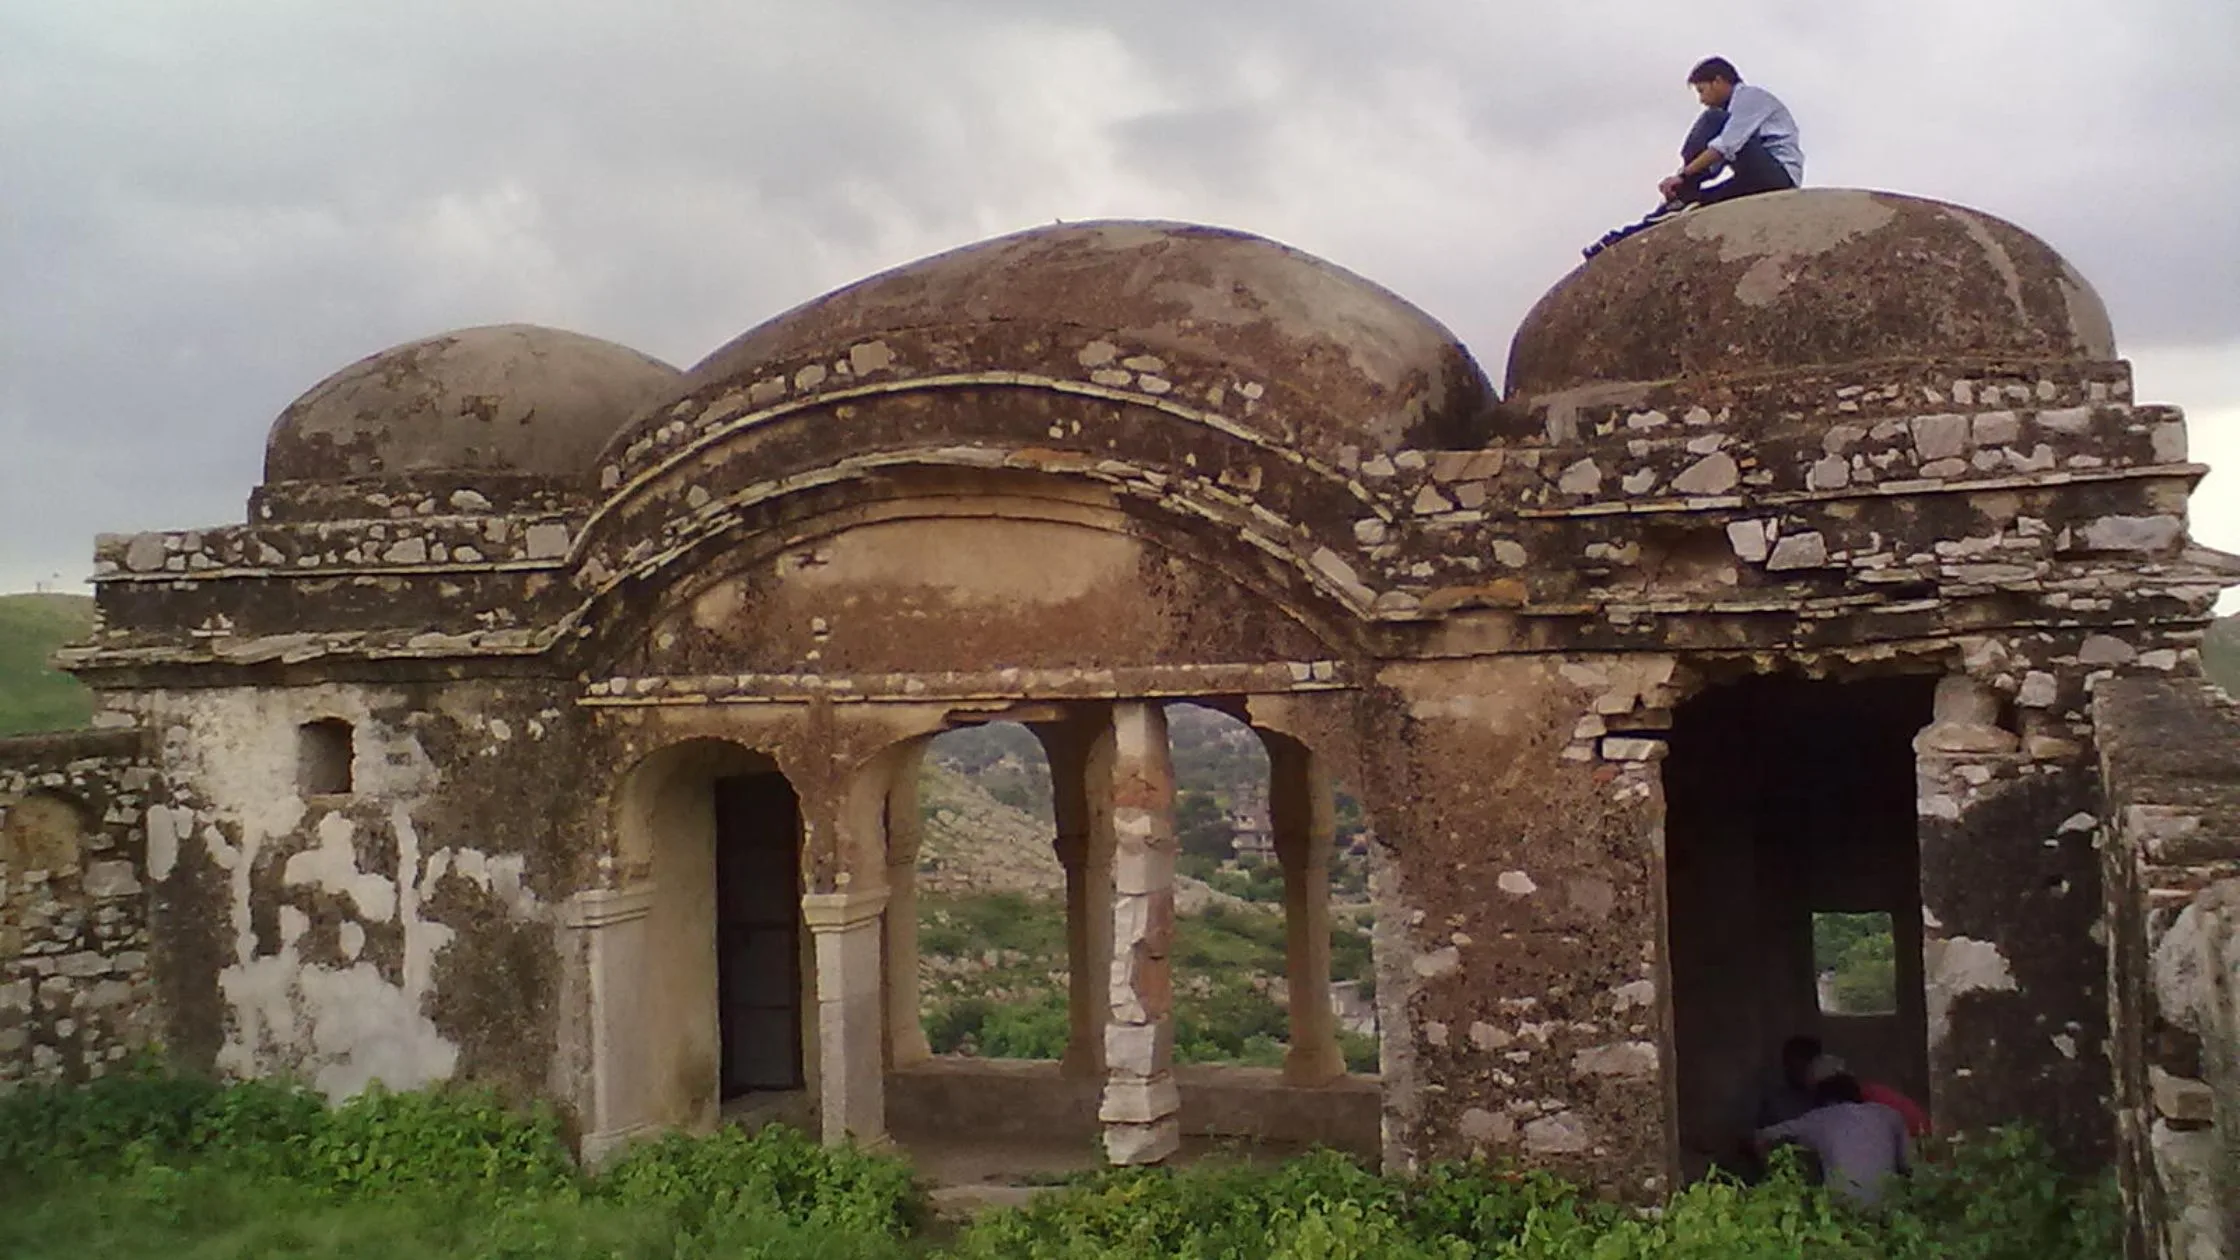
1765;532;1828;570
1911;413;1971;461
2077;635;2137;666
1558;459;1602;495
1524;1111;1591;1154
1460;1107;1517;1145
1671;452;1739;496
2077;515;2183;553
1726;520;1770;563
1103;1116;1180;1165
1571;1041;1659;1080
2148;1066;2214;1126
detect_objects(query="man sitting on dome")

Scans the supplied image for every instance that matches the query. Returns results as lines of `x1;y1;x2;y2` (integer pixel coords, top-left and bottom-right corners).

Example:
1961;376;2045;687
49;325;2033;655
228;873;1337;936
1584;57;1806;258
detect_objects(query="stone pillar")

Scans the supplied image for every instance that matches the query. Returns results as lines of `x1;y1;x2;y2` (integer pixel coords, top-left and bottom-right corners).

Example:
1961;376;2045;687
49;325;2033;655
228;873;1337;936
1268;732;1345;1085
1037;715;1111;1079
883;745;931;1069
568;884;660;1164
802;888;890;1147
1098;701;1181;1165
1916;672;2107;1160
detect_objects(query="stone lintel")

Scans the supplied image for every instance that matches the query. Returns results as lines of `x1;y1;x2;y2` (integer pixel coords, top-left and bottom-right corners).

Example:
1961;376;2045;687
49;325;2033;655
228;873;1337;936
1511;461;2206;520
579;662;1355;708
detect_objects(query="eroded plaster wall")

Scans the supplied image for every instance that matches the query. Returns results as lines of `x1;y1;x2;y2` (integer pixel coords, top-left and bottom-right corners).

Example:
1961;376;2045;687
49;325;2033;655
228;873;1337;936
1365;655;1671;1196
0;730;158;1085
628;509;1333;679
121;679;580;1105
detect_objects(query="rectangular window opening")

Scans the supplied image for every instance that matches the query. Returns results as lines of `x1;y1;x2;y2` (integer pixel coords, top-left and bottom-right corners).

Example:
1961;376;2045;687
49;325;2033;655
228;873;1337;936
1813;911;1898;1016
298;719;355;796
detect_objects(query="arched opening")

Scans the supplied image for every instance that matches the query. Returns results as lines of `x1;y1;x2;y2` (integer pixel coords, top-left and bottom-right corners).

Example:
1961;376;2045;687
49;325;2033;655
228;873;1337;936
1662;673;1937;1182
600;739;810;1146
1167;702;1285;1069
714;771;807;1099
908;721;1068;1062
879;700;1382;1173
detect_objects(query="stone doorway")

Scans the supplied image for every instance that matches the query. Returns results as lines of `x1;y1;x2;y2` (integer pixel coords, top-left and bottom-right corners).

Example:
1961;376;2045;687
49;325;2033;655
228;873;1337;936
715;772;806;1098
1661;674;1936;1180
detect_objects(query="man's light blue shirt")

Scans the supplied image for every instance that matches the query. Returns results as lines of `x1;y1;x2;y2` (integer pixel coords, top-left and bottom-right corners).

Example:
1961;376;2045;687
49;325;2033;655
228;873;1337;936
1710;83;1805;185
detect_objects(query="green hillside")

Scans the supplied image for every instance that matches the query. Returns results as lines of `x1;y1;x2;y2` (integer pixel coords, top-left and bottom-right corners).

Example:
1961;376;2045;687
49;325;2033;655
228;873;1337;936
0;593;97;736
2208;614;2239;695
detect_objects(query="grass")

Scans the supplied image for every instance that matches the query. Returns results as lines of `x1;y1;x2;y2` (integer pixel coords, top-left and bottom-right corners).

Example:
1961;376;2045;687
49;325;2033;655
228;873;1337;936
0;591;96;735
0;1075;2123;1260
0;1165;908;1260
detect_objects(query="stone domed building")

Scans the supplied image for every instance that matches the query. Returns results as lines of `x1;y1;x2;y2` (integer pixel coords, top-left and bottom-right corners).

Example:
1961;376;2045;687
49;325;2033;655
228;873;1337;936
5;191;2236;1255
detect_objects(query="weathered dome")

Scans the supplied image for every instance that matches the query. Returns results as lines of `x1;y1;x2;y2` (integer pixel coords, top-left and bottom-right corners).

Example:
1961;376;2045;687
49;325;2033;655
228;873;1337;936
1506;189;2116;400
641;220;1491;459
264;325;680;483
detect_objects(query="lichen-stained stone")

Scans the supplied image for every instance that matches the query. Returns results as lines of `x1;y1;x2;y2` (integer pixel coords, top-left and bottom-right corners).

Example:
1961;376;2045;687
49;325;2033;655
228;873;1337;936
1507;189;2115;398
608;221;1495;474
264;325;678;484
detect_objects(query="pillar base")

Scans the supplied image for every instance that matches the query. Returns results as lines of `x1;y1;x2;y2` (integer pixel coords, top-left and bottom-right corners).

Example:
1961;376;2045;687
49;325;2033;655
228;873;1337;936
1103;1115;1181;1165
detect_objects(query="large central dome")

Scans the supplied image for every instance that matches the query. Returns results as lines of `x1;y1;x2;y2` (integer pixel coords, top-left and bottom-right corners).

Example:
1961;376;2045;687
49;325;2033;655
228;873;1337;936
609;221;1493;464
1506;189;2117;400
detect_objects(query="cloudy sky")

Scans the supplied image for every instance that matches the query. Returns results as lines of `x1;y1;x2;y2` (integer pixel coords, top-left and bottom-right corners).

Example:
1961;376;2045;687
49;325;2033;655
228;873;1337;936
3;0;2234;611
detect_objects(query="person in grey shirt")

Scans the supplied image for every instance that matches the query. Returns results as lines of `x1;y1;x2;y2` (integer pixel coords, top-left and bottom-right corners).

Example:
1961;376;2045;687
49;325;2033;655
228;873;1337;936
1583;57;1805;258
1755;1073;1911;1207
1659;57;1805;206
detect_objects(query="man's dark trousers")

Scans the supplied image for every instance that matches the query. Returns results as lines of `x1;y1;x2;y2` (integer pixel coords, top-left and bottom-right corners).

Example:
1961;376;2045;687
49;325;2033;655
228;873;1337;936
1677;106;1796;205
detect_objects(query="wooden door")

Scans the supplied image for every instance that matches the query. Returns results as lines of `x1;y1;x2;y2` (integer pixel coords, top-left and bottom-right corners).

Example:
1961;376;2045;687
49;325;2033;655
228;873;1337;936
714;773;805;1096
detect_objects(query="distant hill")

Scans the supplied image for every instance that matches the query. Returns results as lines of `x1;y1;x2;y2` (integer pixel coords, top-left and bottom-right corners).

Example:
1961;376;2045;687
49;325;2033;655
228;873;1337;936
0;593;97;736
2208;614;2240;696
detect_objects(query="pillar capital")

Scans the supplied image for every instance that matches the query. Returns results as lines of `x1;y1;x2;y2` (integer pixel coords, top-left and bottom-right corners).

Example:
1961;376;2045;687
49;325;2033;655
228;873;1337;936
801;886;890;930
565;883;657;929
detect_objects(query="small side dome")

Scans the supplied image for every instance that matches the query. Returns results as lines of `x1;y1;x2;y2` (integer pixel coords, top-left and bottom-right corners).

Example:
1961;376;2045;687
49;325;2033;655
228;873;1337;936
1506;189;2116;399
264;325;680;483
609;221;1493;465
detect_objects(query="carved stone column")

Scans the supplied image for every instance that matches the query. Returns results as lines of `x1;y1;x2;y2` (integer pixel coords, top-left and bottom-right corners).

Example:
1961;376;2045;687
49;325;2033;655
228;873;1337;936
803;887;891;1146
1268;732;1345;1084
883;744;931;1068
1098;701;1181;1164
1036;714;1111;1079
568;884;660;1164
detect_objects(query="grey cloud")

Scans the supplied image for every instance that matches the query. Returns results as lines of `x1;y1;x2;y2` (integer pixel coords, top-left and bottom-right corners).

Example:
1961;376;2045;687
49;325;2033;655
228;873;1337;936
3;0;2235;593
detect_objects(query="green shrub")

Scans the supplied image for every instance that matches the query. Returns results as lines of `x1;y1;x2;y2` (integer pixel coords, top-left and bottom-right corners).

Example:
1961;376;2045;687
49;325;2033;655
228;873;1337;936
0;1072;324;1176
598;1121;923;1238
1881;1127;2122;1260
296;1082;577;1198
0;1073;2126;1260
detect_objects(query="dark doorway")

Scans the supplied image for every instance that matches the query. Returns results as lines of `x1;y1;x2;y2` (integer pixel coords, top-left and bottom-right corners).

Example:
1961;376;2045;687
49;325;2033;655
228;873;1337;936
1662;674;1936;1180
714;772;805;1098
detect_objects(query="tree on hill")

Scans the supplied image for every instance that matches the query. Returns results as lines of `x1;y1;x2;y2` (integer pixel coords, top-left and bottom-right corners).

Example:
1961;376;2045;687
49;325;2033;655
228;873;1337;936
0;593;96;736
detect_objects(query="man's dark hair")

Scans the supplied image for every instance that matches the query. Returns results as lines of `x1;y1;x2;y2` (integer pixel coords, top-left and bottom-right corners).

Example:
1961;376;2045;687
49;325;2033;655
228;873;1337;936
1813;1073;1865;1106
1780;1034;1822;1069
1688;57;1742;85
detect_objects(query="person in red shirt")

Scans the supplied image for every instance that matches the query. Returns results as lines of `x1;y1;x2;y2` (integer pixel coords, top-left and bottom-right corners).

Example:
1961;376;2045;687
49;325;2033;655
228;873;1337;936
1812;1054;1930;1138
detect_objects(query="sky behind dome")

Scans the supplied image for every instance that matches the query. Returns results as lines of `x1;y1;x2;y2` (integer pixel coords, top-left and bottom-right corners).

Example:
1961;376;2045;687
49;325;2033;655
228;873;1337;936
3;0;2234;610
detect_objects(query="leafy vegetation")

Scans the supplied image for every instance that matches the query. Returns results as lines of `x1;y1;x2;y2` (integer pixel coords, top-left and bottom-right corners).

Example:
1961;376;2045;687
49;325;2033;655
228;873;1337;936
2207;613;2239;695
0;592;95;735
919;889;1378;1072
0;1073;2120;1259
1813;912;1899;1014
